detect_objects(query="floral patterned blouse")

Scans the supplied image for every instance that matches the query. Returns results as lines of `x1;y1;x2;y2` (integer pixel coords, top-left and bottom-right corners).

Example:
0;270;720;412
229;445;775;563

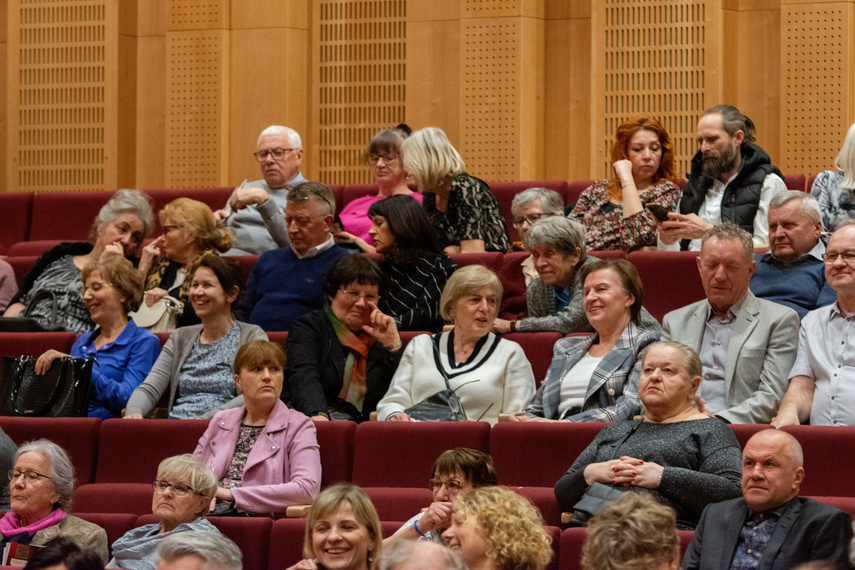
810;170;855;232
570;179;680;252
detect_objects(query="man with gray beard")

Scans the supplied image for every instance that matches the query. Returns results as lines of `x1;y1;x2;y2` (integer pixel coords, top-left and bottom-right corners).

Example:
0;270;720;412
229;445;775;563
659;105;787;251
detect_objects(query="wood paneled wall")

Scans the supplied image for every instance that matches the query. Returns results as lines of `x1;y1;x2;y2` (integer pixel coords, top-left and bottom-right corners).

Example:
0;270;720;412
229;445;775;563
1;0;853;193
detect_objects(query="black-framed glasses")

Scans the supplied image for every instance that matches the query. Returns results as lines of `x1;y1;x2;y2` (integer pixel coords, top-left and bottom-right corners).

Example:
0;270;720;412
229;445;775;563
8;469;52;484
152;480;196;497
822;250;855;264
253;148;297;162
512;212;555;228
366;153;400;165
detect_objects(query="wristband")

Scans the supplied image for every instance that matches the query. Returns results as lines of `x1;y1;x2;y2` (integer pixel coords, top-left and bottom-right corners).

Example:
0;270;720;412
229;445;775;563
413;519;425;537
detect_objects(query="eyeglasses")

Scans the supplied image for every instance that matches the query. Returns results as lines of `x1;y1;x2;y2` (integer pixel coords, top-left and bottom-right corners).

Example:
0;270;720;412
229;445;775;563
366;153;400;165
289;187;334;216
428;478;465;497
339;288;379;304
79;281;112;297
822;250;855;264
152;480;197;497
512;213;555;228
8;469;52;484
253;148;297;162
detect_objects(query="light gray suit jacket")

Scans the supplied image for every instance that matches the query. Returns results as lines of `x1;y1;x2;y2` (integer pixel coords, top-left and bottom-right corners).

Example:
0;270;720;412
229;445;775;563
661;291;800;424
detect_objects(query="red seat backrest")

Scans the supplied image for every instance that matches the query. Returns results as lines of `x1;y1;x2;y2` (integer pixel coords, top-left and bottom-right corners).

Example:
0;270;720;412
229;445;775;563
270;518;308;569
5;256;39;288
206;516;273;570
314;420;356;486
6;240;63;258
559;527;693;570
781;425;855;496
627;250;704;323
235;255;259;285
502;332;562;388
341;184;379;208
364;487;432;521
783;174;806;192
73;482;153;514
807;496;855;519
75;512;138;557
808;173;819;194
29;191;114;241
487;181;569;242
0;192;33;255
0;332;79;358
565;180;595;206
727;424;773;449
497;251;529;320
512;486;563;527
144;188;234;234
448;252;504;273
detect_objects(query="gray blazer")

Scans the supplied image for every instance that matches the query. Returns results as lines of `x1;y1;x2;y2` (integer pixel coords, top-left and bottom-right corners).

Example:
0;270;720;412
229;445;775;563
662;291;799;424
124;322;267;418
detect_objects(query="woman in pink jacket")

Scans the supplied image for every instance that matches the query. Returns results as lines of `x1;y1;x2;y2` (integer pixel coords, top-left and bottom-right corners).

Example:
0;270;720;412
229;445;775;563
194;340;322;516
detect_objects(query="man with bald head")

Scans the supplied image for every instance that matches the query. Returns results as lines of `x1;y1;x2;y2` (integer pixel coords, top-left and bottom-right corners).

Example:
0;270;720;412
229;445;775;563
683;430;853;569
215;125;307;255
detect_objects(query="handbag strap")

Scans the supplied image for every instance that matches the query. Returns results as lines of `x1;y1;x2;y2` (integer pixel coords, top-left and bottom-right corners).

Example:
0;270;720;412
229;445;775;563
608;419;643;460
22;289;59;327
431;334;454;392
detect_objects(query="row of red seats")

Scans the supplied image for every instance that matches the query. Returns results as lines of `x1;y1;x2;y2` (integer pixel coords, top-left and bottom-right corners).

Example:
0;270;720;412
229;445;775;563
0;174;812;256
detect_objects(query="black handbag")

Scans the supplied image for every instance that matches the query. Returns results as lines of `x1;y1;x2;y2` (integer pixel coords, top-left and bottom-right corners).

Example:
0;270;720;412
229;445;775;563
0;290;66;332
403;335;469;422
0;355;93;417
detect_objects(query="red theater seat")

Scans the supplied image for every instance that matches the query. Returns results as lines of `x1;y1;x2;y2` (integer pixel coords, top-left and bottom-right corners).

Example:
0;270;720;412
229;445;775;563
783;174;806;192
559;527;693;570
513;486;563;527
144;188;233;234
75;512;138;557
235;255;259;284
0;192;33;255
29;191;114;242
808;496;855;519
808;173;818;194
206;516;273;570
727;424;773;448
315;420;356;486
497;251;529;320
448;252;504;272
502;332;562;388
365;487;432;521
267;331;288;348
74;482;153;514
341;184;379;207
627;250;704;323
270;518;308;569
487;181;569;242
0;332;78;358
5;256;39;288
565;180;595;206
6;240;63;258
780;425;855;496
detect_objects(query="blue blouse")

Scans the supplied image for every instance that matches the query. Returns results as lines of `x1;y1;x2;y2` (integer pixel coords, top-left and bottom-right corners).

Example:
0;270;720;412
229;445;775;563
71;320;161;419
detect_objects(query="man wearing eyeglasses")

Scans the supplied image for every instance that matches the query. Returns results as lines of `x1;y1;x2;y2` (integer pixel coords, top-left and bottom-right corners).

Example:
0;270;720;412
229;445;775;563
773;222;855;427
214;125;307;255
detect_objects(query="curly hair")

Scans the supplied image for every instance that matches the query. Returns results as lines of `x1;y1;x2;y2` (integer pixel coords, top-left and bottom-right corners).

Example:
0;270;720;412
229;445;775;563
451;487;552;570
581;492;679;570
607;116;675;201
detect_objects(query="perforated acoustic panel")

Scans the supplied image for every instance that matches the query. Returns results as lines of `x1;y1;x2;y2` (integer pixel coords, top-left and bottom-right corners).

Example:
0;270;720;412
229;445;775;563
316;1;407;186
781;3;853;175
597;1;713;180
7;0;114;192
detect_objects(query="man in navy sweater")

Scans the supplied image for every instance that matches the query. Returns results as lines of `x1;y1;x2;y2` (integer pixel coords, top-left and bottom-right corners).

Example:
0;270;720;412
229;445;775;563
750;190;836;319
235;182;349;332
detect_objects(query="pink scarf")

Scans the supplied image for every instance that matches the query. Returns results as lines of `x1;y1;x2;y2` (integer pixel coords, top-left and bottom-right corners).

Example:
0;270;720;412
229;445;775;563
0;508;66;537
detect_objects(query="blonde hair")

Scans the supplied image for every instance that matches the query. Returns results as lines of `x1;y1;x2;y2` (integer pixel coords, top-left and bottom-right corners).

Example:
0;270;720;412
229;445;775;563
835;121;855;190
581;492;679;570
451;487;552;570
156;454;218;506
160;198;233;253
439;265;503;322
303;484;382;568
401;127;465;194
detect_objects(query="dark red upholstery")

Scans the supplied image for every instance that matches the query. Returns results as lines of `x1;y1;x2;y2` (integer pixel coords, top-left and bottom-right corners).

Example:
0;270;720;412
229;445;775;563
448;252;504;272
329;184;345;214
808;173;818;194
29;191;114;241
6;240;63;257
0;332;78;358
0;417;101;484
565;180;595;206
545;525;561;570
503;332;562;388
780;426;855;496
727;424;773;449
513;486;562;527
488;181;569;242
783;174;806;192
267;331;288;348
398;331;430;346
364;487;432;521
74;512;138;557
351;422;491;487
559;527;693;570
154;332;170;348
627;251;704;323
497;251;529;320
341;184;379;208
74;482;153;514
490;422;609;487
270;518;308;569
95;418;209;483
315;420;357;486
207;516;273;570
588;250;627;260
808;496;855;518
5;256;39;288
144;188;233;234
235;255;260;285
0;192;33;255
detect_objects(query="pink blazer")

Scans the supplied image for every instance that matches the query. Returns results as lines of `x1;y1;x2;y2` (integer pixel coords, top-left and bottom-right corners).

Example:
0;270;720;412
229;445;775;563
194;400;321;514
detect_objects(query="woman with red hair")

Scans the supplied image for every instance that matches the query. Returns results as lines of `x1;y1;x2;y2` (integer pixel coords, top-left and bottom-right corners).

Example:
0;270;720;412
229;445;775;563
570;117;679;252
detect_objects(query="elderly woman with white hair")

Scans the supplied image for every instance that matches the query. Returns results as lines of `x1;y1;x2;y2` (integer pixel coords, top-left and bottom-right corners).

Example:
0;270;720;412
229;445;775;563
107;454;220;570
402;127;510;254
3;189;154;332
0;440;108;563
376;265;535;425
811;121;855;232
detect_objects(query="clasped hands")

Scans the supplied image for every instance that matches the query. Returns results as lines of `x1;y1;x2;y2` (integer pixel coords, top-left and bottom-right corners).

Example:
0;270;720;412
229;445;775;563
584;456;664;489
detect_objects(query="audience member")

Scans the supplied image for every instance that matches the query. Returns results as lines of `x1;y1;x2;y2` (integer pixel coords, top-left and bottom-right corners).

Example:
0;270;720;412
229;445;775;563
514;258;659;422
23;536;105;570
0;427;16;512
156;531;242;570
402;127;510;253
659;105;787;250
442;486;552;570
385;448;497;548
581;492;680;570
377;265;535;425
125;254;267;419
773;222;855;427
35;256;160;419
0;258;17;312
337;125;422;251
368;194;457;332
285;255;402;422
236;181;349;332
570;116;680;252
661;224;800;423
811;121;855;232
195;340;321;515
1;440;108;563
107;455;220;570
750;190;836;318
287;484;383;570
3;189;154;333
214;125;307;255
139;198;232;328
554;341;742;529
378;540;466;570
683;430;853;569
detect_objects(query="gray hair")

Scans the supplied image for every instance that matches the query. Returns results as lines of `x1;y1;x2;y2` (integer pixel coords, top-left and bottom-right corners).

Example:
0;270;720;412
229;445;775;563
699;223;754;264
378;540;467;570
156;531;242;570
90;189;155;243
157;454;218;502
286;181;335;216
510;187;565;217
15;439;75;511
258;125;302;149
769;190;821;225
704;105;756;143
835;121;855;190
640;340;702;383
523;216;587;259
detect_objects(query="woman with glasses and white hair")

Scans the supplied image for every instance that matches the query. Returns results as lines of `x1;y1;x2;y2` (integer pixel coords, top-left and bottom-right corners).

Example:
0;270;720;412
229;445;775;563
107;454;220;570
811;121;855;232
402;127;510;254
0;440;108;563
